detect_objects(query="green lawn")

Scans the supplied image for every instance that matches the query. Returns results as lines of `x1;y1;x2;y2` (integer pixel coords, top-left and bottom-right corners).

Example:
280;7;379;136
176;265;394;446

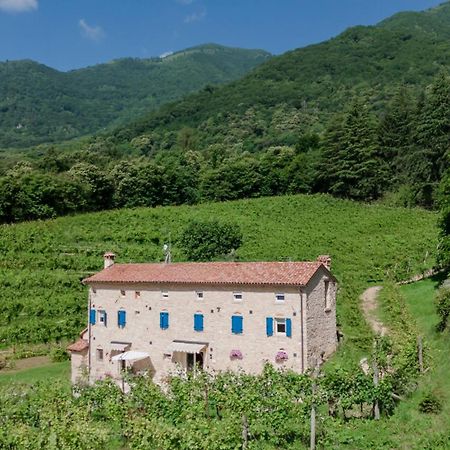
0;361;70;386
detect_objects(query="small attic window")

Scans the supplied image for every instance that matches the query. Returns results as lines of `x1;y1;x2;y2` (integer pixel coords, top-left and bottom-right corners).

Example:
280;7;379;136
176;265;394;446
275;293;285;303
233;292;243;302
196;291;204;300
161;290;169;299
120;289;126;297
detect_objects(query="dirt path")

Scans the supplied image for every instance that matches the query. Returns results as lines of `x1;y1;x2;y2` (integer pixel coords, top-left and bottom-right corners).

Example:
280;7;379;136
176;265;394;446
361;286;389;336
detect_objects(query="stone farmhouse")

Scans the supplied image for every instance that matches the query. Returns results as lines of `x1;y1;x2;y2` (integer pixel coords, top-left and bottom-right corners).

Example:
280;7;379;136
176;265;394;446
68;253;337;385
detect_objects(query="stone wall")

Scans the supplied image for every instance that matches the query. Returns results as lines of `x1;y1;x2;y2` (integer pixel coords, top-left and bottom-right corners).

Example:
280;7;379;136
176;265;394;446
83;266;336;382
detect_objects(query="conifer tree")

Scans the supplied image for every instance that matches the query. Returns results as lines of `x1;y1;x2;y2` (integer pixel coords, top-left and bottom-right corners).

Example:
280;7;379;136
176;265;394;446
320;97;384;200
413;73;450;207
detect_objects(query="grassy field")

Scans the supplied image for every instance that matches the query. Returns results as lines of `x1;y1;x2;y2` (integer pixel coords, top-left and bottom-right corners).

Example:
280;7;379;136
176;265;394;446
0;360;70;386
0;194;438;358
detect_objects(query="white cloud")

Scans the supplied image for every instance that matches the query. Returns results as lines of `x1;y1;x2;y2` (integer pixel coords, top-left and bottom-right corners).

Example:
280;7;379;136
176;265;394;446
160;51;173;59
0;0;37;13
79;19;105;41
184;10;206;24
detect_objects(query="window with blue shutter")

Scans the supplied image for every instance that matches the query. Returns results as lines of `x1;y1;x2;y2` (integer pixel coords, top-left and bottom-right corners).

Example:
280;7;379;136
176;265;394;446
286;318;292;338
98;310;107;326
118;310;126;328
160;312;169;330
231;315;243;334
266;317;273;336
89;309;96;325
194;313;204;332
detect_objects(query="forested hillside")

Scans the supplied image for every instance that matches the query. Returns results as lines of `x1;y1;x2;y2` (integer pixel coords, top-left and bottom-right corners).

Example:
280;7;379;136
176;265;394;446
0;44;270;147
0;2;449;223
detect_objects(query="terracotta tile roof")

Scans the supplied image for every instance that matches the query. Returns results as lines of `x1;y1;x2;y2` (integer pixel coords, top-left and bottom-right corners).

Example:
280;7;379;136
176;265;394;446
83;261;327;287
67;339;89;352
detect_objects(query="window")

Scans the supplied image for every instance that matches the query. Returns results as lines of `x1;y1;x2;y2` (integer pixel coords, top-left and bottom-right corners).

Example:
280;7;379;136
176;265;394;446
161;290;169;299
233;292;243;302
275;293;285;303
231;315;243;334
196;291;204;300
118;310;126;328
98;310;107;326
89;309;96;325
160;312;169;330
275;318;287;335
194;313;204;332
135;291;141;299
266;317;292;337
120;289;126;297
324;280;331;311
96;348;104;361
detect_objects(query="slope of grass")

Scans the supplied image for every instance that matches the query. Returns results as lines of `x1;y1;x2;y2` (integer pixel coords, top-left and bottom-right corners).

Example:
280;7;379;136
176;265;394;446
0;194;437;360
0;361;70;386
327;278;449;449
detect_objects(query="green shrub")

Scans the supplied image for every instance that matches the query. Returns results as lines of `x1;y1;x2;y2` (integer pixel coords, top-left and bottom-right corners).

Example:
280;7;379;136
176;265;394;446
178;220;243;261
436;287;450;331
50;346;70;362
418;392;442;414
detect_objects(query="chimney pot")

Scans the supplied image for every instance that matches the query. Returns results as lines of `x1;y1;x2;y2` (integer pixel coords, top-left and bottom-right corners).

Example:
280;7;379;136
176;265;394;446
104;252;116;269
317;255;331;270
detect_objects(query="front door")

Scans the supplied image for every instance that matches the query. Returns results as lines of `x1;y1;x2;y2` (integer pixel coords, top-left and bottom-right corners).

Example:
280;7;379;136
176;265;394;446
186;352;204;371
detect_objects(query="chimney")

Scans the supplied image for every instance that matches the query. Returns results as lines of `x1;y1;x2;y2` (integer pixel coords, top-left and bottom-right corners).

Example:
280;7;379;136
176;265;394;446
317;255;331;270
103;252;116;269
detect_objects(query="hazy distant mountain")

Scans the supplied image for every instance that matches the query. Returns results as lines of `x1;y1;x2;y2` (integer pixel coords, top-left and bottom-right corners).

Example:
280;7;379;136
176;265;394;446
0;44;271;148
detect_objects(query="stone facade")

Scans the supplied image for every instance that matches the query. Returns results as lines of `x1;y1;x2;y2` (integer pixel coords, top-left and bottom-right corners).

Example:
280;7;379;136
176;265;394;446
68;257;337;385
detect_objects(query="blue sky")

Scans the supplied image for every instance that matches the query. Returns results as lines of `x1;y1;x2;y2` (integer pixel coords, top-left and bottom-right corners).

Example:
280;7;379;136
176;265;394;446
0;0;444;71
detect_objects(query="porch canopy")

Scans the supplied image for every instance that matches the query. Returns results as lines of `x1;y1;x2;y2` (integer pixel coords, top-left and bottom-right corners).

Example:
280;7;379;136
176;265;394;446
111;341;131;352
167;341;207;354
111;351;149;362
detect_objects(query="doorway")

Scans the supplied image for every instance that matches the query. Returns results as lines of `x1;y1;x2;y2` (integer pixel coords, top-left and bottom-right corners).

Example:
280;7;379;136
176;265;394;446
186;352;204;371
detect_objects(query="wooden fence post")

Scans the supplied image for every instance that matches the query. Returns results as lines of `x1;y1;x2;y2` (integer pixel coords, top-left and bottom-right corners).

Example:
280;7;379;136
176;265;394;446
417;336;424;373
310;359;321;450
242;415;249;449
373;358;380;420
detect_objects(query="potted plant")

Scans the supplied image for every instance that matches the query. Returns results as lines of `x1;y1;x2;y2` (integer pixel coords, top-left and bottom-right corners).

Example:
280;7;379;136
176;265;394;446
275;350;288;363
230;349;243;360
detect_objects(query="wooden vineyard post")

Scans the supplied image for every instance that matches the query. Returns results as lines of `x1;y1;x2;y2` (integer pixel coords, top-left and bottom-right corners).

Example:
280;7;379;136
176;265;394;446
373;358;380;420
242;415;249;449
310;359;321;450
418;336;424;373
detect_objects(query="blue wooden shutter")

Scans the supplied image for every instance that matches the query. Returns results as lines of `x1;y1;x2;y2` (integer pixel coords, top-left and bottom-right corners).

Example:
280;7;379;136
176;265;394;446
286;318;292;337
231;315;243;334
103;311;108;327
89;309;96;325
194;314;204;332
160;312;169;330
118;310;126;328
266;317;273;336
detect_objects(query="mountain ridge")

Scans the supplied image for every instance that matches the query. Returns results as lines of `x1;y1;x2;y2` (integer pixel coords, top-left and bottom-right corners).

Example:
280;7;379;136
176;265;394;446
0;44;271;148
